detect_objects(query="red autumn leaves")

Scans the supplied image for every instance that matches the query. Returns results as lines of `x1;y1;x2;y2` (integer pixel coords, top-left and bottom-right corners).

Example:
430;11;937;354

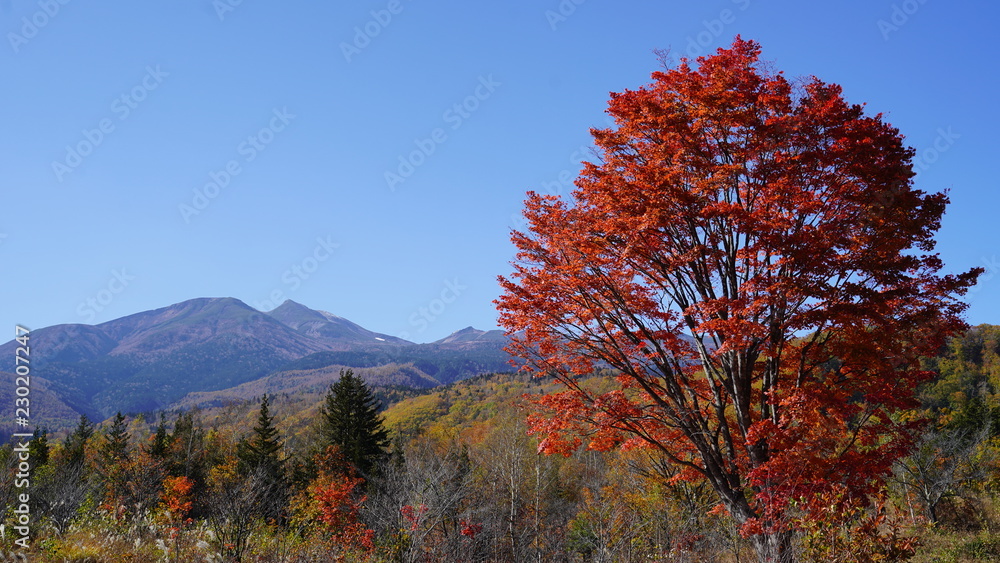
497;36;981;557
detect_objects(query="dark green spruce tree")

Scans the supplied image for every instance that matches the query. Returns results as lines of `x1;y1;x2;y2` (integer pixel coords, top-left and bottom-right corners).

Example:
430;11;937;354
145;412;170;459
236;394;287;520
98;412;131;512
64;414;94;470
319;369;390;478
101;412;130;464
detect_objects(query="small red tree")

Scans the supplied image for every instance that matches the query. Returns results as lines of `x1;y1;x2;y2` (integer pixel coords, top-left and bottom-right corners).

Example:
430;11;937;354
290;446;375;557
313;475;374;551
161;475;194;520
496;37;980;562
160;475;195;562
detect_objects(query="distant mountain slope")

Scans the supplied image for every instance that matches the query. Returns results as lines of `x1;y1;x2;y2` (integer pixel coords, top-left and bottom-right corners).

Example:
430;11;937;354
100;297;331;359
174;361;440;412
266;300;410;347
434;326;507;345
280;341;513;387
0;298;340;420
0;372;79;441
4;324;117;365
0;298;514;429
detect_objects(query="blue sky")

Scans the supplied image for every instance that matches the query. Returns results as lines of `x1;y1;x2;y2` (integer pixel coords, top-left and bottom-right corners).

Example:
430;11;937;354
2;1;997;343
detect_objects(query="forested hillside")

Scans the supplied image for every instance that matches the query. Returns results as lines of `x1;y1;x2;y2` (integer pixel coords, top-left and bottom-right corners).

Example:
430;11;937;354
2;326;1000;561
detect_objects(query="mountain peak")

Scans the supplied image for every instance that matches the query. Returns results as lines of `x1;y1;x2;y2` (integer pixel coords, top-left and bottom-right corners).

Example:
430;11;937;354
435;326;506;345
273;299;311;312
96;296;262;342
268;300;333;325
266;300;406;346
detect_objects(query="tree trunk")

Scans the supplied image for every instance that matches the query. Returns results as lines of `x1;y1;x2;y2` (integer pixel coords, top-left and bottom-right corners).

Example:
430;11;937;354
723;493;795;563
926;499;939;525
751;531;795;563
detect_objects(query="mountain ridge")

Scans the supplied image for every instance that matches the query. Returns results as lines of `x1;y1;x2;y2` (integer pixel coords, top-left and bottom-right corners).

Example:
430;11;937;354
265;299;411;348
0;297;512;434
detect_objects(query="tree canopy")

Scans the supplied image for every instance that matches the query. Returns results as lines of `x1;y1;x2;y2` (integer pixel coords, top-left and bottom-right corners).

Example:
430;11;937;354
320;369;390;478
232;393;288;523
496;37;982;562
236;393;284;480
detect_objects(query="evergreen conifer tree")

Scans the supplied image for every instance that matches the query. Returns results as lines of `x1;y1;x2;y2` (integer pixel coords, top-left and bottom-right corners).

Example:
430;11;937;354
319;369;389;478
237;394;284;479
146;412;170;459
102;412;130;463
236;394;287;520
64;414;94;469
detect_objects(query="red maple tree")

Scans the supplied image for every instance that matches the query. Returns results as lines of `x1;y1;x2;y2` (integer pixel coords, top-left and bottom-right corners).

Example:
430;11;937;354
313;475;374;553
161;475;194;520
293;446;375;556
496;37;980;562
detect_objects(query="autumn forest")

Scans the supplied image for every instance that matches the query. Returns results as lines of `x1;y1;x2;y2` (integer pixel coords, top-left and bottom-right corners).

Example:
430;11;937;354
3;326;1000;561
